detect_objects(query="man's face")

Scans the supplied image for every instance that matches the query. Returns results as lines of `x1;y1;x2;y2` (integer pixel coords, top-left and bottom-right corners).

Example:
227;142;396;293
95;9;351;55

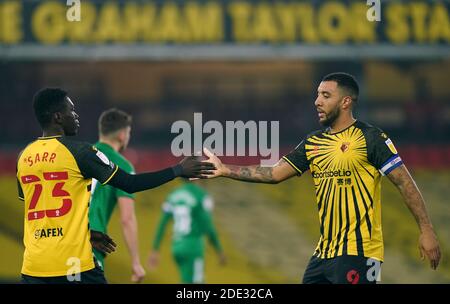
314;81;343;127
60;97;80;136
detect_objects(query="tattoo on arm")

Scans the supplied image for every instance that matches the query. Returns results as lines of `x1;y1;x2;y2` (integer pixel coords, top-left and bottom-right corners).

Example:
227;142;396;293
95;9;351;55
223;158;294;184
387;165;433;230
226;164;275;183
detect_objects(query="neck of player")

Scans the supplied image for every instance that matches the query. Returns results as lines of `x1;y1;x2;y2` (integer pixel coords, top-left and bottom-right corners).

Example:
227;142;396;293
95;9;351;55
99;137;122;152
42;126;64;137
329;112;356;134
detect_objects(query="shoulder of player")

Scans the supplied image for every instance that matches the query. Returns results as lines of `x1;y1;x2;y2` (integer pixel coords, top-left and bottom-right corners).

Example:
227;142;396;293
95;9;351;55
354;121;386;138
17;140;37;161
186;182;207;196
299;129;326;144
306;129;326;139
57;137;97;158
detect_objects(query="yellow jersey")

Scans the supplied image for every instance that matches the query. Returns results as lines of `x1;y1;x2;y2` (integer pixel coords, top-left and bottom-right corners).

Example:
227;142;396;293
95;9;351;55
283;121;402;261
17;135;118;277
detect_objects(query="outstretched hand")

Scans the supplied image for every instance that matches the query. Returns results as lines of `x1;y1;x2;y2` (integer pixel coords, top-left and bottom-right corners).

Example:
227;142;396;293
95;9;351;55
90;230;117;255
179;156;216;178
201;148;225;179
419;227;441;270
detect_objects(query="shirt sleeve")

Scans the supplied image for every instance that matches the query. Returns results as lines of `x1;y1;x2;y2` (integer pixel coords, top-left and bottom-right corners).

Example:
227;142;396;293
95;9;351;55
282;139;310;175
115;162;135;199
366;128;403;175
77;144;118;184
17;177;24;201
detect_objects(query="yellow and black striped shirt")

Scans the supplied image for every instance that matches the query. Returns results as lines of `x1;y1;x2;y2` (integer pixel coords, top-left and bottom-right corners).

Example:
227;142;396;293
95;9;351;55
16;136;118;277
283;121;402;261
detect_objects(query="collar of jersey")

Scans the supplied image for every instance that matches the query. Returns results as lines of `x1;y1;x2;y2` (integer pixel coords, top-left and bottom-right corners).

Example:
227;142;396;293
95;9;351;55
326;120;358;135
38;135;63;140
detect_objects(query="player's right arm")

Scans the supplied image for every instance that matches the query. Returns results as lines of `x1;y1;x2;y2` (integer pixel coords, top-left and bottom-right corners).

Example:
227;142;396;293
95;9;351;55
108;156;215;193
203;140;307;183
75;143;215;193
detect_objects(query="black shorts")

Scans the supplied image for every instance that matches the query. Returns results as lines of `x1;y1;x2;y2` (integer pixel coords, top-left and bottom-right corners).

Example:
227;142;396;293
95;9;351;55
302;255;381;284
21;261;107;284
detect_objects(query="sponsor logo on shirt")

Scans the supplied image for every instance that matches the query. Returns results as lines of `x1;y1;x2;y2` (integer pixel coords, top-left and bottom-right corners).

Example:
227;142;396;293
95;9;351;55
312;169;352;179
34;227;64;239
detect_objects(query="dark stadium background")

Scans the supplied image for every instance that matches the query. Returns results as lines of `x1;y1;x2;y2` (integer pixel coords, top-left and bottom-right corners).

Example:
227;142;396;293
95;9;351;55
0;0;449;283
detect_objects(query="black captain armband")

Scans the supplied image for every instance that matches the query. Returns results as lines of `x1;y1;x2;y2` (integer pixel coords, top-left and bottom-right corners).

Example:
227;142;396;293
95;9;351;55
107;166;181;193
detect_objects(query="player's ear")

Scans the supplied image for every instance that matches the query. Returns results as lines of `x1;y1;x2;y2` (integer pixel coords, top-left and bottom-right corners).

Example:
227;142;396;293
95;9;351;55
53;112;63;124
342;96;352;109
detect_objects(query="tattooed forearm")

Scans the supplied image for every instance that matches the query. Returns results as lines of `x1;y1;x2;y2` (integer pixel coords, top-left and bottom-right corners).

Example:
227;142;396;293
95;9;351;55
225;165;275;183
387;165;433;230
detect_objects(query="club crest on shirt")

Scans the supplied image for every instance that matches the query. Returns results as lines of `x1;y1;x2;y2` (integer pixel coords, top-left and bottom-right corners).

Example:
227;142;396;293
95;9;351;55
340;142;350;153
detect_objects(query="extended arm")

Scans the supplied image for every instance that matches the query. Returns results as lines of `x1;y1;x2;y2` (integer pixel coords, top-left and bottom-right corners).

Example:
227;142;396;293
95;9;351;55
203;148;297;184
107;157;215;193
387;164;441;269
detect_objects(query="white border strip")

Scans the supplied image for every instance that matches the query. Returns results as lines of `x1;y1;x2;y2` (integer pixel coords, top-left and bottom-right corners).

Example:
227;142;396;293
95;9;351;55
1;44;449;60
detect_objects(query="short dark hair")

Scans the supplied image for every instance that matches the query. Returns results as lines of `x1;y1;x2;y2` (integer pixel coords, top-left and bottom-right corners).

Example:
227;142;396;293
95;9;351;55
322;72;359;102
33;88;68;128
98;108;132;136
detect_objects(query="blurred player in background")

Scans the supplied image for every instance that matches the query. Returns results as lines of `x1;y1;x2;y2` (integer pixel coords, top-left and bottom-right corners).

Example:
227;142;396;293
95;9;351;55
89;109;145;283
202;73;441;284
17;88;215;284
148;179;226;283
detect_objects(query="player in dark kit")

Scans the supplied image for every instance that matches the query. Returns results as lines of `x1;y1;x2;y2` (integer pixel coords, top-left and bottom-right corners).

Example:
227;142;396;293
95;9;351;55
17;88;215;284
203;73;441;284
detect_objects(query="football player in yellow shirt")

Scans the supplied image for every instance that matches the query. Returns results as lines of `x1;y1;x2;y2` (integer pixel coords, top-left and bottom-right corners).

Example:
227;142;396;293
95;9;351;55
17;88;215;284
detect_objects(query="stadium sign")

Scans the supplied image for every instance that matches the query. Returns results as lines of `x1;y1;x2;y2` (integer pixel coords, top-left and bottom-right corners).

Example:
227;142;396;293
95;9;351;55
0;0;448;59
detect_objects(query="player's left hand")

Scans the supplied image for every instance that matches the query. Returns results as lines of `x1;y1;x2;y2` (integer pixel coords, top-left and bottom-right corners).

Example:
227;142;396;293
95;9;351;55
90;230;117;255
419;226;441;270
